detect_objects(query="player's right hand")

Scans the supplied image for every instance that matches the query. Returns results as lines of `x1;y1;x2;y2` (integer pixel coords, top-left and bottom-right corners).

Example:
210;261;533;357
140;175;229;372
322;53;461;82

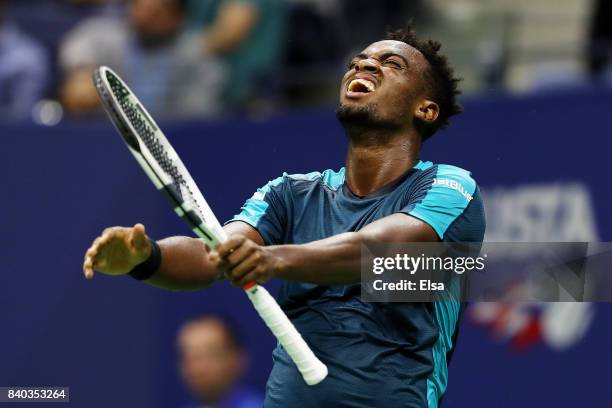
83;223;152;279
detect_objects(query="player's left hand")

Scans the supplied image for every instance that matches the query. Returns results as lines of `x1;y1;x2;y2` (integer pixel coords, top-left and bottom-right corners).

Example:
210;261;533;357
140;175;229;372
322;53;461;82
211;235;282;287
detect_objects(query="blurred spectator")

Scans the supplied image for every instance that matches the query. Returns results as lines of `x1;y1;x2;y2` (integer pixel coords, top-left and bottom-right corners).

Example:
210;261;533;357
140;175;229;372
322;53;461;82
338;0;428;54
278;0;345;105
6;0;124;103
59;0;224;117
186;0;286;111
0;0;49;120
587;0;612;81
63;0;124;16
66;0;119;5
177;315;263;408
283;0;344;66
277;0;430;106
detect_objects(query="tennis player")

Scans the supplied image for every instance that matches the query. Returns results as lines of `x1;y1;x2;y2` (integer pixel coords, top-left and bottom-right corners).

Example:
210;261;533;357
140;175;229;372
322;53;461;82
83;26;485;407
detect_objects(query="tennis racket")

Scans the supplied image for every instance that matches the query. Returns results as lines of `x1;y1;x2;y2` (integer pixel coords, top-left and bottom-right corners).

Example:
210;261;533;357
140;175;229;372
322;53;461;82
93;66;328;386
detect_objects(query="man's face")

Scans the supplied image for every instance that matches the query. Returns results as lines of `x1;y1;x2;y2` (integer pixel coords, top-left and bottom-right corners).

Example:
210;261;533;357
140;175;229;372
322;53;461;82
178;320;243;402
337;40;430;129
128;0;183;43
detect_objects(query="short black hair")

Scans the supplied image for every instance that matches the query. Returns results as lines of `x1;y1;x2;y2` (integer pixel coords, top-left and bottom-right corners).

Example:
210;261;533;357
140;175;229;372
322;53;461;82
386;26;463;140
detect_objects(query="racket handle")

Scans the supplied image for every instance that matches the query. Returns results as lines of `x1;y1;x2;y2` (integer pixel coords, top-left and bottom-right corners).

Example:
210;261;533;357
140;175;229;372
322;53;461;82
244;284;328;386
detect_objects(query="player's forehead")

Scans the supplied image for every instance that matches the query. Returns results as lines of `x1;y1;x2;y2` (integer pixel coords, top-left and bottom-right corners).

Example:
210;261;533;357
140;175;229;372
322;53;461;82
362;40;411;54
360;40;425;64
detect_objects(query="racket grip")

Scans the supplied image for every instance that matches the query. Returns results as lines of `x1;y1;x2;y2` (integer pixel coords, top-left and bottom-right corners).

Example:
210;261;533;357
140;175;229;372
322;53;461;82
245;284;328;386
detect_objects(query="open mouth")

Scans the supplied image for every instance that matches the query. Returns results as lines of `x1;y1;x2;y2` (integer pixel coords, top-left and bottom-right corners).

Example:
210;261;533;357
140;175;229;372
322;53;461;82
347;78;376;96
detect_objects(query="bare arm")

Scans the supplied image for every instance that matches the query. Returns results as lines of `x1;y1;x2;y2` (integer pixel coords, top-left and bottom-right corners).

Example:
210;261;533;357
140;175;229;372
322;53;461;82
83;214;436;289
202;1;259;56
216;213;439;287
147;222;263;290
83;221;263;291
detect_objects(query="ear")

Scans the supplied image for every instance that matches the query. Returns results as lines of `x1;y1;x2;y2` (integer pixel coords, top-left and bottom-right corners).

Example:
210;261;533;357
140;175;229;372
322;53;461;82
414;100;439;124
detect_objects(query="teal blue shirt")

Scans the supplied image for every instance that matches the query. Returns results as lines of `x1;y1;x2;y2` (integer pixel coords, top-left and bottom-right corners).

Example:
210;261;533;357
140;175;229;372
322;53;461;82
229;161;486;407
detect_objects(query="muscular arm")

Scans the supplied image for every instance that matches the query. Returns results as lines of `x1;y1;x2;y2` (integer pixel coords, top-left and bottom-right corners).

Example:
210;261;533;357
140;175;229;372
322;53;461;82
202;2;259;56
219;213;439;287
146;222;263;291
85;214;436;289
276;214;438;284
83;221;264;291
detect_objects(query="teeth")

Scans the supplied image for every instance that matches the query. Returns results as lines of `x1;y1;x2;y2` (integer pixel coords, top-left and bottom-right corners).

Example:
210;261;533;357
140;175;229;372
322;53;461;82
348;78;375;93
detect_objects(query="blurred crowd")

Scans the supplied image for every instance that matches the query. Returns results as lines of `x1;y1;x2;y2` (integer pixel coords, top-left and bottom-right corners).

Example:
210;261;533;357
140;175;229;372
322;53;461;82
177;314;262;408
1;0;611;123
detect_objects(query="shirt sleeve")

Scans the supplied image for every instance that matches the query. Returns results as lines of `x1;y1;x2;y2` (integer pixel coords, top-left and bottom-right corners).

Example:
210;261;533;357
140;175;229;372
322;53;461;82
59;17;126;70
400;165;480;240
225;174;289;245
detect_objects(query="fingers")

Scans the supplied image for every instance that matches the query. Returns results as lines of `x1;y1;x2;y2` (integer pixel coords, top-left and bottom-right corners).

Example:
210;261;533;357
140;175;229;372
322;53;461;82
214;236;260;283
82;225;139;279
83;235;104;279
209;237;273;287
225;240;256;266
235;268;263;288
83;257;94;279
226;251;261;286
130;223;149;252
208;250;220;265
216;235;247;258
83;244;103;279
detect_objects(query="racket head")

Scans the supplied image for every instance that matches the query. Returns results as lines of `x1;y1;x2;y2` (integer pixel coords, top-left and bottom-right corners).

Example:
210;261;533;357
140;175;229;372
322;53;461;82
93;66;226;247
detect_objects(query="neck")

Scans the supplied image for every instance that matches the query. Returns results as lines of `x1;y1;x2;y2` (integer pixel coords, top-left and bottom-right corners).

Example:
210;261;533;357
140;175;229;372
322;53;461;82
344;127;421;197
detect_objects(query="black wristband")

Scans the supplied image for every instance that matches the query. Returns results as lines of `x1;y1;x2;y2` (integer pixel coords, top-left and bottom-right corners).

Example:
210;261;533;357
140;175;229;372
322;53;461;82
129;239;162;281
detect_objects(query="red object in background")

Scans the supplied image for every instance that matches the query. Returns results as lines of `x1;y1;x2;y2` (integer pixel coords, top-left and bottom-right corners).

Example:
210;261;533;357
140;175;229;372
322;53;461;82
469;300;594;352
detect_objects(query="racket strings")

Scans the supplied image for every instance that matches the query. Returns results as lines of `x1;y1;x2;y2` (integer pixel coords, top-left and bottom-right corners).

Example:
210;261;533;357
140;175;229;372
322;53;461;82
106;71;207;224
